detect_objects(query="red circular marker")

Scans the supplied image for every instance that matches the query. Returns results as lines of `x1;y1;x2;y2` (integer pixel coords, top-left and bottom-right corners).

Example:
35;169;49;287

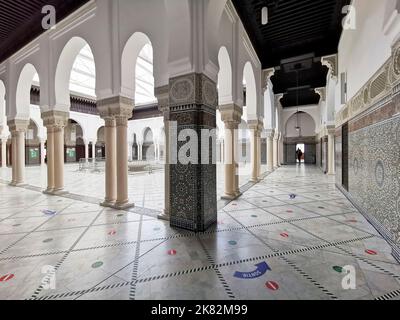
0;274;14;282
286;210;293;213
168;250;177;256
266;281;279;291
108;230;116;236
365;249;377;256
280;232;289;238
347;219;358;223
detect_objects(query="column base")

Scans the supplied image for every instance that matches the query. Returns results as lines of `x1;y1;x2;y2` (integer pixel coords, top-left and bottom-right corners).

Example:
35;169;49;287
250;178;260;183
109;201;135;210
9;182;26;187
221;193;237;201
158;210;170;221
100;200;115;208
44;189;69;196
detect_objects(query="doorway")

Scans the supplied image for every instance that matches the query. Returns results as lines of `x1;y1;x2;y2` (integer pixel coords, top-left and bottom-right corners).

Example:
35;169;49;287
296;143;305;164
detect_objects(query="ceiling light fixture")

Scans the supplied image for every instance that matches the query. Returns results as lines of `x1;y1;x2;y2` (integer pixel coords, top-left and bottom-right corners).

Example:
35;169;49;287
262;7;269;25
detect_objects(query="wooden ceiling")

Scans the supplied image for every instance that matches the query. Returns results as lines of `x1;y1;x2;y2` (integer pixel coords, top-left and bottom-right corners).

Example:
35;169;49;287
0;0;89;64
233;0;350;107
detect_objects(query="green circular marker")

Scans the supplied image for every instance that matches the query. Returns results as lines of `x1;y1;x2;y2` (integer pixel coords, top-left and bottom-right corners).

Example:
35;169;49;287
333;266;343;273
251;215;258;218
228;241;237;246
92;261;104;269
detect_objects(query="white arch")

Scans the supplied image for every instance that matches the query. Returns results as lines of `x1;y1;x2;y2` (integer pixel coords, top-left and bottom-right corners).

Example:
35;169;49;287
68;115;87;141
55;37;96;111
243;62;258;118
16;63;39;120
121;32;153;100
285;112;316;137
218;47;233;105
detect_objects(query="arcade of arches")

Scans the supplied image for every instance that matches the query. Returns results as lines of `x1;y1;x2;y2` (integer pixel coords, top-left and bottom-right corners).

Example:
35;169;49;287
0;0;400;301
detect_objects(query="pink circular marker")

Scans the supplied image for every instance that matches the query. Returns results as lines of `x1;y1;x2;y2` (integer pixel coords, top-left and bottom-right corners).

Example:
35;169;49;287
266;281;279;291
168;250;177;256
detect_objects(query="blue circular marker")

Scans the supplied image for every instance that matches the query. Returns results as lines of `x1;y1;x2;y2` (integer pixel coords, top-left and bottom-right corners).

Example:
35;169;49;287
228;241;237;246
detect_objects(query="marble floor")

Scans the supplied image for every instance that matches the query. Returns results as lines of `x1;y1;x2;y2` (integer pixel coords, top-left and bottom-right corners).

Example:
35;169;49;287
0;165;399;300
0;163;262;211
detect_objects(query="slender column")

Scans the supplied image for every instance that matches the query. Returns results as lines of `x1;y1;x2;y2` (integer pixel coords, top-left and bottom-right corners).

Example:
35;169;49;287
98;96;134;210
53;126;65;192
220;105;242;199
257;130;262;176
92;142;96;161
266;130;274;172
248;120;262;183
84;141;89;162
8;120;29;186
40;139;46;165
11;135;16;184
45;127;55;192
155;87;171;220
1;138;7;168
222;122;237;199
128;141;133;161
273;134;279;169
101;118;117;206
115;116;133;209
327;129;335;175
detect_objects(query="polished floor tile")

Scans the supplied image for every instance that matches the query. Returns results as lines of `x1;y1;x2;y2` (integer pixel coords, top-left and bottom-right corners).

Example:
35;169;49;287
0;165;399;300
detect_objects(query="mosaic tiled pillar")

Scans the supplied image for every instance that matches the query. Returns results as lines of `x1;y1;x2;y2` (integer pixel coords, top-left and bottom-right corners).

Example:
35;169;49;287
168;73;218;232
220;104;242;200
8;119;29;186
42;111;69;194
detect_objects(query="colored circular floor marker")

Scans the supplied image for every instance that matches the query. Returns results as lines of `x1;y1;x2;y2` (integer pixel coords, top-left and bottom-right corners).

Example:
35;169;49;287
108;230;116;236
117;214;124;217
280;233;289;238
333;266;343;273
228;241;237;246
318;207;325;209
92;261;104;269
153;227;161;231
12;224;21;227
365;249;377;256
251;215;258;218
232;203;237;206
0;274;15;282
43;238;53;243
168;250;177;256
286;210;293;213
347;219;358;223
265;281;279;291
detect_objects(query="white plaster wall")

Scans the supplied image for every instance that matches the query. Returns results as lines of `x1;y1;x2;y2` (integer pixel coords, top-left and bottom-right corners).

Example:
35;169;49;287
282;105;320;136
338;0;400;107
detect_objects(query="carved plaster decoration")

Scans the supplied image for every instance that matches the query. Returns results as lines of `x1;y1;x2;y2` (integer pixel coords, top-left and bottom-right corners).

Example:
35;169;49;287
321;54;338;79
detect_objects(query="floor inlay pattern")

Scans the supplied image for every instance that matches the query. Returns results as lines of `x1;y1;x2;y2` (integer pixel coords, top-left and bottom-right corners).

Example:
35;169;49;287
1;165;400;300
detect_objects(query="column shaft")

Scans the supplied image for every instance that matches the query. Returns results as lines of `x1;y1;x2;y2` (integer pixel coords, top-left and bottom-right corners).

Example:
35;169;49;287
46;127;55;192
222;123;237;199
102;118;117;205
1;139;7;168
273;138;278;168
267;136;274;171
53;127;65;192
115;116;130;207
11;135;16;184
327;133;335;175
40;140;46;165
15;131;25;185
250;129;259;182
